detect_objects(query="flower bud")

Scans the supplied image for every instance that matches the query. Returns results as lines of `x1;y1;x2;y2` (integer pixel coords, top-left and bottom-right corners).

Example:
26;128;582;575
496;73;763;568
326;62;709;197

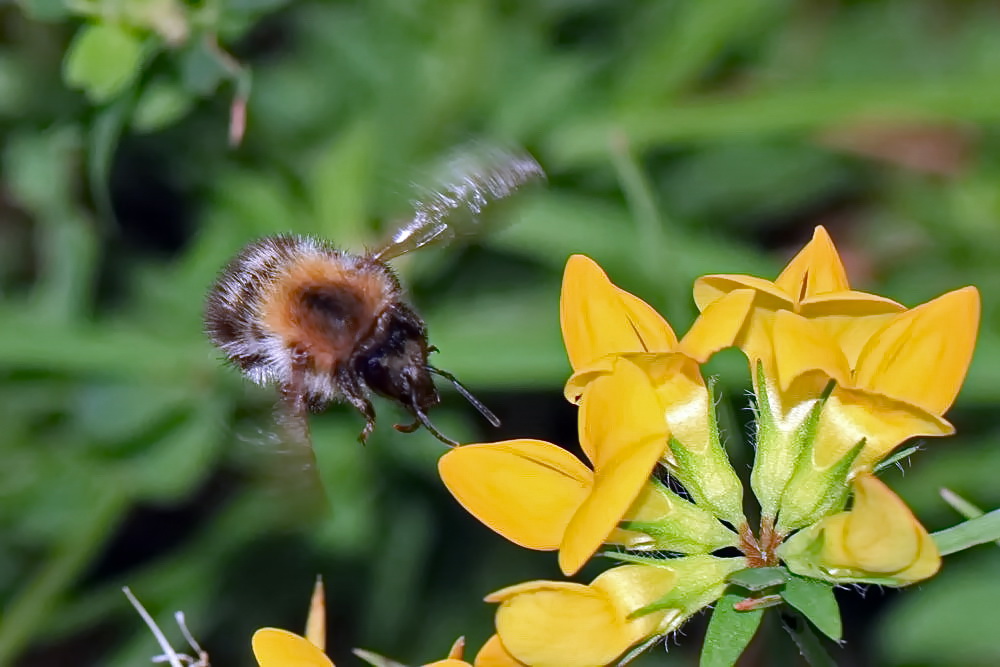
777;473;940;586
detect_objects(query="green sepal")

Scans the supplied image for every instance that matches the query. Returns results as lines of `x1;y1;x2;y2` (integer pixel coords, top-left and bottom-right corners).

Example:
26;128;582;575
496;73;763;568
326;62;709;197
626;555;747;626
700;589;765;667
776;438;864;533
618;480;738;554
750;363;828;519
668;378;746;527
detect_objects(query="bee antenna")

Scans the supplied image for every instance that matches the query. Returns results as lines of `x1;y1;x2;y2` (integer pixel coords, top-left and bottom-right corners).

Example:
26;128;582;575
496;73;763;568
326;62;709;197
411;404;460;447
427;366;501;428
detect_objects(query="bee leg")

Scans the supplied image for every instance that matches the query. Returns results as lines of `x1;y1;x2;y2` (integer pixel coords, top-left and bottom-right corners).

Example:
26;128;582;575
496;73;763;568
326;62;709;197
338;368;377;444
394;418;420;433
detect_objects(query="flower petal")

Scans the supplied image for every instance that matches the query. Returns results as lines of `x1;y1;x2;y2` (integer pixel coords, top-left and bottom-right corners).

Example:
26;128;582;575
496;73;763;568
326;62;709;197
625;353;710;455
826;474;940;579
560;255;675;371
774;226;850;299
252;628;334;667
770;310;851;392
693;274;793;312
439;441;592;550
305;578;326;650
615;286;678;350
559;434;666;575
853;287;980;415
679;289;755;362
812;387;954;470
473;635;524;667
578;357;668;468
493;566;672;667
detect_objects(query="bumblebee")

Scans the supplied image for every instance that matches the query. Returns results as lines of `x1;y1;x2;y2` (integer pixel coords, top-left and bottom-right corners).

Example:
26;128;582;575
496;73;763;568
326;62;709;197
204;146;544;445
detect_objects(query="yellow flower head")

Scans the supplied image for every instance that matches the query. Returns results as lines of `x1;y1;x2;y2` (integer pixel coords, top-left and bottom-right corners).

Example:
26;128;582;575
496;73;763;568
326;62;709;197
693;226;906;393
779;472;940;585
439;356;668;575
487;556;745;667
252;581;520;667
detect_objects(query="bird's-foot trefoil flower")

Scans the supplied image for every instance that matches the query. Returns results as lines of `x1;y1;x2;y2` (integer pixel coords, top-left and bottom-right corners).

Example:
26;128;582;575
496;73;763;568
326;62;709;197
252;579;520;667
439;228;981;665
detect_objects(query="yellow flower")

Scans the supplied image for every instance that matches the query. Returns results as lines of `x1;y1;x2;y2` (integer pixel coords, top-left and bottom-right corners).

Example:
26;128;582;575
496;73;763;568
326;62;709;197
560;255;745;525
561;254;725;450
778;472;940;585
439;357;669;575
771;286;979;471
252;578;332;667
252;582;521;667
692;226;905;383
487;557;744;667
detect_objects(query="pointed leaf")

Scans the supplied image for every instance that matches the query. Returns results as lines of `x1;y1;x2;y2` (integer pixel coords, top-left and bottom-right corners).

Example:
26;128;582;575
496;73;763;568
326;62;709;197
700;591;764;667
781;575;842;641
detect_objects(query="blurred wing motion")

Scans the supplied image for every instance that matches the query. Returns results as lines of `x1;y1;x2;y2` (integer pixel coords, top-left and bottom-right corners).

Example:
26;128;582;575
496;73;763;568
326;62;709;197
372;143;545;262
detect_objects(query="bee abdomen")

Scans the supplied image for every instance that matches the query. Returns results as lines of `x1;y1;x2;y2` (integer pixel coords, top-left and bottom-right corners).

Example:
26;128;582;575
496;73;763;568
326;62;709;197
205;235;324;380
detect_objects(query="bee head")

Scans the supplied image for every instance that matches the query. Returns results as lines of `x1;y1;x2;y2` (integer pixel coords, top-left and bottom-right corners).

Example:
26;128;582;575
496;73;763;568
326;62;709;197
353;303;440;414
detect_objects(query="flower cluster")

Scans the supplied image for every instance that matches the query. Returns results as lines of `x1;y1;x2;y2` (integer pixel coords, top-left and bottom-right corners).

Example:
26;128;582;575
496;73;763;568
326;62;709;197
439;227;979;665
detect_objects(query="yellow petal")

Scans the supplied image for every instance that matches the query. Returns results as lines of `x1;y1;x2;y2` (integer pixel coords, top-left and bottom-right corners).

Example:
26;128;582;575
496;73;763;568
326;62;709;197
578;357;668;468
560;255;675;371
590;563;677;621
853;287;980;415
473;635;525;667
770;310;851;392
626;353;710;454
252;628;334;667
493;567;671;667
304;577;325;651
447;637;465;660
678;289;755;362
812;387;954;470
890;529;942;584
425;661;470;667
559;435;667;575
824;474;940;580
774;226;850;299
615;286;678;350
693;274;793;312
797;290;905;366
439;441;592;550
486;580;582;603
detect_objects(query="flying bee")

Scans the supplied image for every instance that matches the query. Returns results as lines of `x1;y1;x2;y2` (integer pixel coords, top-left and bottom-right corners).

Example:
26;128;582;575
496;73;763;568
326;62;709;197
204;145;545;447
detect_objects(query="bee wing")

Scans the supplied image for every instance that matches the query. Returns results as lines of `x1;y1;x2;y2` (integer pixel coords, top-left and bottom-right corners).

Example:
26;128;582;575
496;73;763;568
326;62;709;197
372;144;545;262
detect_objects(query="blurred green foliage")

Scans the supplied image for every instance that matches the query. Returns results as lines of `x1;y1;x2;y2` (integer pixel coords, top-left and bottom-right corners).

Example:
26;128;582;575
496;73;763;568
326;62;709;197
2;0;1000;665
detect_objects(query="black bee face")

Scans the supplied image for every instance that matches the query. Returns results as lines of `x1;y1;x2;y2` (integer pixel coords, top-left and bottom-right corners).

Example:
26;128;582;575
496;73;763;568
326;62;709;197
352;303;440;415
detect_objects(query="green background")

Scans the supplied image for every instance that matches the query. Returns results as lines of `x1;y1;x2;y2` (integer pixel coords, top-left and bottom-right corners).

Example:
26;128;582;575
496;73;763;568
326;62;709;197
1;1;999;665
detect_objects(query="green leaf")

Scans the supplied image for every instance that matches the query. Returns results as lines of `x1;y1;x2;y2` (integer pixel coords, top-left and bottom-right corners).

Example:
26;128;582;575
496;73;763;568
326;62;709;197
700;591;764;667
132;80;194;132
932;508;1000;555
781;575;842;641
63;24;146;103
727;566;789;592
